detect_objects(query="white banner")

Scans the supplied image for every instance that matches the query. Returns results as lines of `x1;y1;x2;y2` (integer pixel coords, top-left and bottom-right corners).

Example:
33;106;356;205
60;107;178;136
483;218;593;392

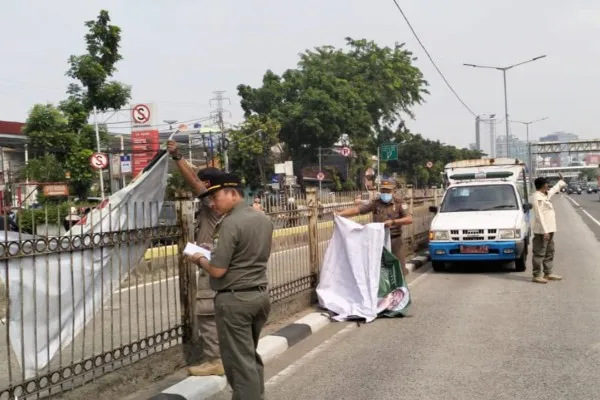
316;216;390;323
1;152;169;378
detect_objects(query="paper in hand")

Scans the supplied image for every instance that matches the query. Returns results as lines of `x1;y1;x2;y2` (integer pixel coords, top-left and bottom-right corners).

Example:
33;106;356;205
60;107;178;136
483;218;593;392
183;242;211;260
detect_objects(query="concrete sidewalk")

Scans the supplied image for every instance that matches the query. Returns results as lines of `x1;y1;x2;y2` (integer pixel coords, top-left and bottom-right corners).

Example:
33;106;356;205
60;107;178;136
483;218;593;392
148;251;430;400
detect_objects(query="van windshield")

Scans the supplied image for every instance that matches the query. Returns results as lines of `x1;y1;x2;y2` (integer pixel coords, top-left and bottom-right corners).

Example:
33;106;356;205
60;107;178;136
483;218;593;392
440;184;519;212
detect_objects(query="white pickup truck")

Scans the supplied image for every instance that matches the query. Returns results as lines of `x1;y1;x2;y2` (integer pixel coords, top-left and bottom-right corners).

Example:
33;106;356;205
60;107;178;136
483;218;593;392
428;158;532;272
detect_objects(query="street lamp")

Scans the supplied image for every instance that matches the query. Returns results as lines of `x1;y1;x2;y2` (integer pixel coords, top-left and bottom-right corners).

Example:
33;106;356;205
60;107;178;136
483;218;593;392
163;119;178;131
512;117;549;174
463;55;547;157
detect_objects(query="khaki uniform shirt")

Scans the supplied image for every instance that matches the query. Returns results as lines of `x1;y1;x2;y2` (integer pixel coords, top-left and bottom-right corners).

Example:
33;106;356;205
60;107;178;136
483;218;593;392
530;180;566;234
195;200;221;299
210;202;273;291
358;195;409;237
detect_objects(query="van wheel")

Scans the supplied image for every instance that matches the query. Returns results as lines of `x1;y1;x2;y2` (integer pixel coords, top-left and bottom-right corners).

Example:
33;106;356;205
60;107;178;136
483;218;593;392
515;243;528;272
432;261;446;272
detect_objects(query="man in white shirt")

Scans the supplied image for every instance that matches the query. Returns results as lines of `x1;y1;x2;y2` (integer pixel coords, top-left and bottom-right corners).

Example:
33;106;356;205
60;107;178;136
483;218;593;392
530;175;567;284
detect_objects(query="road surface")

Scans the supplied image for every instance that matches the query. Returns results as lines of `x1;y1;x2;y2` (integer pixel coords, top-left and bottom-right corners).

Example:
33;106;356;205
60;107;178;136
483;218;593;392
263;195;600;400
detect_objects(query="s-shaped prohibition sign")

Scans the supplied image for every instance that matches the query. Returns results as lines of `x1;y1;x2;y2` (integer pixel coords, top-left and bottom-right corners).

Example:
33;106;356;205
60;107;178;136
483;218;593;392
132;104;151;125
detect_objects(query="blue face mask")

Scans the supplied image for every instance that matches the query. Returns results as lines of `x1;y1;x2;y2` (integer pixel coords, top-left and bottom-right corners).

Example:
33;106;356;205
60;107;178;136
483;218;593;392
380;193;393;203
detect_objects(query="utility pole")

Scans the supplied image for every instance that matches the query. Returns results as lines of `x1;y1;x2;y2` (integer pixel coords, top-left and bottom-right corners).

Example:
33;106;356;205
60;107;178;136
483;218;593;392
475;116;481;151
210;91;232;171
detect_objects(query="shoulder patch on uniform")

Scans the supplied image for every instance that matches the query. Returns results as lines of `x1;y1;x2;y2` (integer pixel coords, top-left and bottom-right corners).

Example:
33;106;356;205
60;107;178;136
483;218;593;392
401;204;408;210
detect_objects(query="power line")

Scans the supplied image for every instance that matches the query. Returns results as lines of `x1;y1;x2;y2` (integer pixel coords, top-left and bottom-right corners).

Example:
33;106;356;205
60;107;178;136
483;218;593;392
390;0;482;120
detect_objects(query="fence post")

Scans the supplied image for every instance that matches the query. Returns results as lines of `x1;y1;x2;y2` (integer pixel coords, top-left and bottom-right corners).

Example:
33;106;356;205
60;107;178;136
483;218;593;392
177;200;199;362
306;187;319;281
406;185;415;250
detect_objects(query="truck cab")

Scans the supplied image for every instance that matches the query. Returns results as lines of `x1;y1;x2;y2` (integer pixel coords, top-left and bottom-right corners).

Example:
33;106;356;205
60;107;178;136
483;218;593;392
428;158;531;272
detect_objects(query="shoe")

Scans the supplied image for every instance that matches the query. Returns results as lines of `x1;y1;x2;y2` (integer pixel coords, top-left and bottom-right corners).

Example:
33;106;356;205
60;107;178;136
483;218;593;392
544;274;562;281
532;276;548;284
187;359;225;376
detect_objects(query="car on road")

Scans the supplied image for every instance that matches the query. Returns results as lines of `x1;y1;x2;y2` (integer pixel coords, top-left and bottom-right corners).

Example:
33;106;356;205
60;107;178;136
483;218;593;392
588;182;598;193
567;183;582;195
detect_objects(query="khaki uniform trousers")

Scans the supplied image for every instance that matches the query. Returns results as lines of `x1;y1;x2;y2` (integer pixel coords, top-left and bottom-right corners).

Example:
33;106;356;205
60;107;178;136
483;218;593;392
196;270;220;360
391;235;408;275
215;289;270;400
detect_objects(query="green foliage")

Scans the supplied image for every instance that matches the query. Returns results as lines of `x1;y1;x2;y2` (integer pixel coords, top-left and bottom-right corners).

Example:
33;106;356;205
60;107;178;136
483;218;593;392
228;115;281;188
579;169;598;182
166;172;190;200
23;10;130;199
21;153;65;183
237;37;428;168
386;129;484;187
17;203;71;234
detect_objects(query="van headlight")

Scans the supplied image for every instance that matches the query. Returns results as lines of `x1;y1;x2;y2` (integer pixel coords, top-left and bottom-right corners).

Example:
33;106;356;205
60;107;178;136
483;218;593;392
498;229;521;239
429;230;450;241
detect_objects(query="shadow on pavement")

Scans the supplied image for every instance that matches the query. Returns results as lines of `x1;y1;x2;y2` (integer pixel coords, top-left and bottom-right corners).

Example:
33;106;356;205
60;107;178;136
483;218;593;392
435;262;533;283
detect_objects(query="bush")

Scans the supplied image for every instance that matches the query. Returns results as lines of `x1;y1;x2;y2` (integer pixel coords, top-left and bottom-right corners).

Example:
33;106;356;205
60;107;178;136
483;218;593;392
17;203;71;234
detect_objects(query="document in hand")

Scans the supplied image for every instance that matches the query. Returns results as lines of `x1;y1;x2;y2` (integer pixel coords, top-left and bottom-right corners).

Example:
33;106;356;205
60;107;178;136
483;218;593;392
316;216;411;323
183;242;211;260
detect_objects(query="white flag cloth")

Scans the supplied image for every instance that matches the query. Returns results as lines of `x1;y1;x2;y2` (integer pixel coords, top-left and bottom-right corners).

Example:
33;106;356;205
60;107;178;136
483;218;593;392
316;216;390;323
0;153;169;378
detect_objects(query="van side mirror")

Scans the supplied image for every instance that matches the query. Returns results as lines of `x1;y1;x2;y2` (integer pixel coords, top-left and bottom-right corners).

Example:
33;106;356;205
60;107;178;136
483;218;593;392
523;203;532;212
429;205;438;213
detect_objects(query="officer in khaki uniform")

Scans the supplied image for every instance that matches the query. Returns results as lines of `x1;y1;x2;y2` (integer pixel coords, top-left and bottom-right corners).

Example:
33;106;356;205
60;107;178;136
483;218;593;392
189;173;273;400
336;179;413;274
167;140;224;376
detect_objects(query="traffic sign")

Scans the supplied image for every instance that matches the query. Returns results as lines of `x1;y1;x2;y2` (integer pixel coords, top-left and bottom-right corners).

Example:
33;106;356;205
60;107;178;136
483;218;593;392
380;143;398;161
120;155;132;174
340;146;351;157
317;172;325;181
426;161;433;169
132;104;151;125
90;152;109;170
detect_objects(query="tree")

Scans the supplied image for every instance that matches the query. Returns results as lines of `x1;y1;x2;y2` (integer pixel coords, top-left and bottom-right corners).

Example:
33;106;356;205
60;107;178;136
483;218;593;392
579;169;598;182
23;10;131;199
387;129;483;187
237;38;428;179
228;116;281;189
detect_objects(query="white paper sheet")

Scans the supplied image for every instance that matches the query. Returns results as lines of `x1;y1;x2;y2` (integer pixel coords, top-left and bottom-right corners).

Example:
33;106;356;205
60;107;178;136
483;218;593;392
183;242;211;260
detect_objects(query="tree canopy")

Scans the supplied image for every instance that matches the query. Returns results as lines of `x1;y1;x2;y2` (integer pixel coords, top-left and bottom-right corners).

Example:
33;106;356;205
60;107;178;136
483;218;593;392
23;10;130;200
227;115;281;189
236;37;482;188
237;38;429;168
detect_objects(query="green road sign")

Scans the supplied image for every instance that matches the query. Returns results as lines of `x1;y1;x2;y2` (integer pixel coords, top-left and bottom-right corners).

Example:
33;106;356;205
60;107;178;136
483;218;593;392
380;143;398;161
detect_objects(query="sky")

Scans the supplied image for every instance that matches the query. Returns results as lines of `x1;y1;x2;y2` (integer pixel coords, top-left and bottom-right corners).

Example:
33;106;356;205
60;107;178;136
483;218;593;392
1;0;599;152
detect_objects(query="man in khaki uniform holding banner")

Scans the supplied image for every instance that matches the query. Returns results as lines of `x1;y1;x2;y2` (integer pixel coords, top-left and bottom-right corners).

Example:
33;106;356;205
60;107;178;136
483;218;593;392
167;140;224;376
336;179;413;275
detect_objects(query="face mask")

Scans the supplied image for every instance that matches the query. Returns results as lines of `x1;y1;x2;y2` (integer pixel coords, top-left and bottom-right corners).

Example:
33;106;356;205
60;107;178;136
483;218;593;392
380;193;393;203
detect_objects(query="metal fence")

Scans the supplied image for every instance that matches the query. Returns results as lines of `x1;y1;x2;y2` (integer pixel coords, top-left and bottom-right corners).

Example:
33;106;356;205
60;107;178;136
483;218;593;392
0;187;441;398
0;202;183;399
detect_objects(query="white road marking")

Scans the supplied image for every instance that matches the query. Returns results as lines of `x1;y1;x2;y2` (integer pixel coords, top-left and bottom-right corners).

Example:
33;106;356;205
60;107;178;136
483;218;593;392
265;265;431;387
563;195;600;227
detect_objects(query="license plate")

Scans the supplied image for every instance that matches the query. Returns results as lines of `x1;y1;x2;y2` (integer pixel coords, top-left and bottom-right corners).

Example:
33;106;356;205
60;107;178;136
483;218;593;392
460;245;488;254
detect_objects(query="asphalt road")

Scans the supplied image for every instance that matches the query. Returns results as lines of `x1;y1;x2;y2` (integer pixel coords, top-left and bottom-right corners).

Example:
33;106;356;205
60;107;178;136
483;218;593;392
263;195;600;400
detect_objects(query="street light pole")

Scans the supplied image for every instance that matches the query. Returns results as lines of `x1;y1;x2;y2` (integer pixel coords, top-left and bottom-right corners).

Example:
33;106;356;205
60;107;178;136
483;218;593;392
463;55;547;158
512;117;549;175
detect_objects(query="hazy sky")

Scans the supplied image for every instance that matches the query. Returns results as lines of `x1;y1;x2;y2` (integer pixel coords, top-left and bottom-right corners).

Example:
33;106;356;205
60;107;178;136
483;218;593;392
1;0;598;151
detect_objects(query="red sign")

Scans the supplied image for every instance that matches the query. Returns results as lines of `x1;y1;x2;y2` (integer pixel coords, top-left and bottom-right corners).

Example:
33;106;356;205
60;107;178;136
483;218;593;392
340;146;351;157
132;104;151;125
317;172;325;181
131;129;159;176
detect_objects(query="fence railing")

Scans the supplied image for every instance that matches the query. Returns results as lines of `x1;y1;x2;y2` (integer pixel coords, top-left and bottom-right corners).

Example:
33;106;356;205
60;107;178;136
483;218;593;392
0;187;441;398
0;202;183;399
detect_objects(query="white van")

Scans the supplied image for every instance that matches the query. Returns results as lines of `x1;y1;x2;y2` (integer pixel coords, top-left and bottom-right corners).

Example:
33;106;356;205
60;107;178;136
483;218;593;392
428;158;532;272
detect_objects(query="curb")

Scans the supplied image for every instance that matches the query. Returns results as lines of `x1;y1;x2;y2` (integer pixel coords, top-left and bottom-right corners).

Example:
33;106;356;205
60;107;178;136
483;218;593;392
149;251;430;400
